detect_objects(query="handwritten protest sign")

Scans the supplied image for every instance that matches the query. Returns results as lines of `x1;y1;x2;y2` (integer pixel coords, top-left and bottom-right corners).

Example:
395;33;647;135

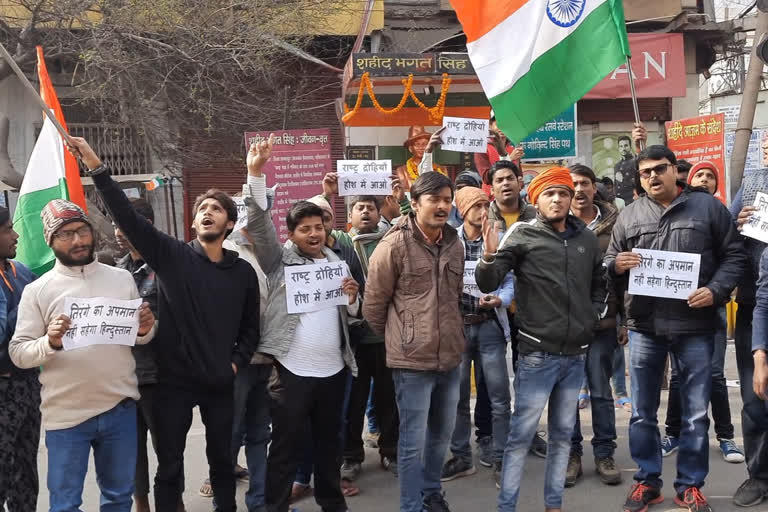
441;117;489;153
284;261;350;314
628;249;701;300
336;160;393;196
463;261;483;298
62;297;143;351
742;192;768;244
232;197;247;232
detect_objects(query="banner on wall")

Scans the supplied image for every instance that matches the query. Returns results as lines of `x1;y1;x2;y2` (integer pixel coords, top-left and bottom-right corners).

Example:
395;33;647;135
519;104;577;161
243;129;331;241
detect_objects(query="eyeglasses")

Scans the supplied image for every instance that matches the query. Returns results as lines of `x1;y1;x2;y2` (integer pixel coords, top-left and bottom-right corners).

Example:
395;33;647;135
638;163;675;180
54;225;92;242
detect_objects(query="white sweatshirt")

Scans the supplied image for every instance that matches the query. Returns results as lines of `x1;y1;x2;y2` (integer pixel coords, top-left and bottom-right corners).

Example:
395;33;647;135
10;259;154;430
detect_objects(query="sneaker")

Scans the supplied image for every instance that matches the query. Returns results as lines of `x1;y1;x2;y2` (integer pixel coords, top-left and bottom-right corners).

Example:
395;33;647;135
719;438;746;463
340;461;362;481
422;492;451;512
595;456;622;485
733;478;768;507
477;436;493;468
529;431;547;458
494;461;502;489
565;453;582;488
623;483;664;512
674;487;712;512
381;455;398;478
661;436;679;457
440;456;476;482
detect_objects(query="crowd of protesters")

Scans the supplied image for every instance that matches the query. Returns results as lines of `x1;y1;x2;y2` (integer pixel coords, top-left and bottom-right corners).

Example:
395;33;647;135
0;114;767;512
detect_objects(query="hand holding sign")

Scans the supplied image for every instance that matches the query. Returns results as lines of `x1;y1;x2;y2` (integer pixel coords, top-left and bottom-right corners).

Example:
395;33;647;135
247;133;274;176
323;172;339;198
737;206;758;232
137;303;155;336
614;252;642;275
741;192;768;243
426;126;447;154
342;277;359;305
47;314;71;349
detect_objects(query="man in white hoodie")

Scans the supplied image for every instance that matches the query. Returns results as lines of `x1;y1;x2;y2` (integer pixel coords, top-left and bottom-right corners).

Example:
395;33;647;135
9;199;155;512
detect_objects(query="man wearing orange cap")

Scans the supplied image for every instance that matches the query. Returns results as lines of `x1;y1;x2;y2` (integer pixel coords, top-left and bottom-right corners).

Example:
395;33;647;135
475;167;606;512
441;187;513;489
394;126;446;192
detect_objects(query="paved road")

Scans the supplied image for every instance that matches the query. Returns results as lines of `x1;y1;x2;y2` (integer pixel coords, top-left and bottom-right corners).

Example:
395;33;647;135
35;345;759;511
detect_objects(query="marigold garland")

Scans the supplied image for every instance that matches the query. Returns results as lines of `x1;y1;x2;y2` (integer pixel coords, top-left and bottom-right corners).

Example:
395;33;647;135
342;72;452;124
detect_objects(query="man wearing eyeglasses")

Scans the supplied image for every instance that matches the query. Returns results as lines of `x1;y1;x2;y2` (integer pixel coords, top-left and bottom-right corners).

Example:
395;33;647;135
605;145;745;512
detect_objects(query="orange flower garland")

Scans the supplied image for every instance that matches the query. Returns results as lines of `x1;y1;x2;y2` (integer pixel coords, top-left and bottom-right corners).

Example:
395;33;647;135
342;72;452;124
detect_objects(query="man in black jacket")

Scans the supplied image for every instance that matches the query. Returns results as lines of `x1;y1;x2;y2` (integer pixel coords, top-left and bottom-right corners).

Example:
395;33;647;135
68;137;260;512
476;166;606;512
606;145;745;512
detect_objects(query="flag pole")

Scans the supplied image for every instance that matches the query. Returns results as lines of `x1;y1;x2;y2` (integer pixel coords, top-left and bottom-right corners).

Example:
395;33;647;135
0;42;71;143
625;55;645;151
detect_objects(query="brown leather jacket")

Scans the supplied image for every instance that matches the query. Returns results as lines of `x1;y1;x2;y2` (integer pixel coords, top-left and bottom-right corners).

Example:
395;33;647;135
363;215;466;371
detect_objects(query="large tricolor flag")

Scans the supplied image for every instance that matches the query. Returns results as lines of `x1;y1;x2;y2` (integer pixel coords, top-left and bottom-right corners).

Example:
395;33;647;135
450;0;631;143
14;46;87;275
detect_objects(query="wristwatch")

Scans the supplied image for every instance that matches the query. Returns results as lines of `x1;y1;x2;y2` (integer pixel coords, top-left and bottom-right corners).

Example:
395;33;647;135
85;164;108;177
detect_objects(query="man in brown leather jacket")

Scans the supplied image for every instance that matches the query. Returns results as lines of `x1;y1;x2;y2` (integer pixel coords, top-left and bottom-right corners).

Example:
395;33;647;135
364;172;465;512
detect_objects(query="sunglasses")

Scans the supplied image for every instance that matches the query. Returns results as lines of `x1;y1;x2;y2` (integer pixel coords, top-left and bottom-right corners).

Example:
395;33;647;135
638;163;675;180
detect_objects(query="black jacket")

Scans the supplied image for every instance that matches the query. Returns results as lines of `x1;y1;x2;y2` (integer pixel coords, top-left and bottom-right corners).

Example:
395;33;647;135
605;187;746;336
476;215;606;355
93;170;260;389
116;254;159;386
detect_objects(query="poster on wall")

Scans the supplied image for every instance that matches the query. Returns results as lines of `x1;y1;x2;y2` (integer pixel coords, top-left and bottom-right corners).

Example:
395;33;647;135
243;129;331;242
665;114;726;204
592;134;640;205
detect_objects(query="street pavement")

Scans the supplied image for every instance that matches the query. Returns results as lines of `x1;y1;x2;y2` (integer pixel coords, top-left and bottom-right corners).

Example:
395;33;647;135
35;344;762;511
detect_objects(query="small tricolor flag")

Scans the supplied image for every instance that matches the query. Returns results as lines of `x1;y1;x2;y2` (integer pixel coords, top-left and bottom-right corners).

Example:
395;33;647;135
13;46;87;275
145;177;164;191
450;0;631;143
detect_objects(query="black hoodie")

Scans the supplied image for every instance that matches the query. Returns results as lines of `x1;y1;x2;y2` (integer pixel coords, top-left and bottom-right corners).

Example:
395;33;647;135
93;170;259;389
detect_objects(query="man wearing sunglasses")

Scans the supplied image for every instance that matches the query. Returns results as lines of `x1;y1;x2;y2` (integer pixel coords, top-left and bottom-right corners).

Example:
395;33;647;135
605;145;745;512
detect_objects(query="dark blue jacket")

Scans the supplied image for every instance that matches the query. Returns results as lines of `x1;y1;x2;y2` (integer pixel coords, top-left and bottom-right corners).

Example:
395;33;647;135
0;260;37;374
752;247;768;352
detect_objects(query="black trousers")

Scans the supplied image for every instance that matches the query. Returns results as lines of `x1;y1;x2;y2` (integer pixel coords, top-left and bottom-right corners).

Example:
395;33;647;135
266;364;347;512
344;343;398;462
735;304;768;481
0;373;40;512
153;381;235;512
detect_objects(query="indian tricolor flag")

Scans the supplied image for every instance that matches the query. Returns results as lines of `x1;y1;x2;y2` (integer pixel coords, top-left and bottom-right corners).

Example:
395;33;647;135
451;0;631;143
14;46;87;275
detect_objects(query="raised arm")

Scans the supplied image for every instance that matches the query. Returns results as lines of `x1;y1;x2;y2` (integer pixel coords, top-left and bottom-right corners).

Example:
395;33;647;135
67;137;183;273
476;215;522;293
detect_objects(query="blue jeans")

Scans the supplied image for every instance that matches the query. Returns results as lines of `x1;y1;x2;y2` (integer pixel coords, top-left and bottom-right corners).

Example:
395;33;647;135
450;320;510;464
231;364;272;511
498;352;585;512
366;380;378;434
393;366;460;512
629;331;712;494
612;344;628;398
572;328;618;458
46;400;137;512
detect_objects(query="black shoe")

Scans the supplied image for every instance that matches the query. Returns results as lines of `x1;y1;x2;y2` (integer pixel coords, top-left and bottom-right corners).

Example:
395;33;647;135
529;431;547;458
422;492;450;512
440;456;476;482
623;483;664;512
477;436;493;468
733;478;768;507
494;461;502;490
381;455;398;478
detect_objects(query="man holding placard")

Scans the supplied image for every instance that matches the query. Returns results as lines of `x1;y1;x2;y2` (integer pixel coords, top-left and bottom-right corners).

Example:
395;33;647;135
9;199;156;512
364;172;465;512
441;186;513;489
606;145;745;512
68;137;261;512
243;137;361;512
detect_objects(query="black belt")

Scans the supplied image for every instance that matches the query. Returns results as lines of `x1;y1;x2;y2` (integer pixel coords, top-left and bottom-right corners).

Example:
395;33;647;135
463;313;494;325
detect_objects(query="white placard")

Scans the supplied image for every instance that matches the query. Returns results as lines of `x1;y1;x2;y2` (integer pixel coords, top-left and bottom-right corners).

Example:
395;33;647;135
441;117;489;153
628;249;701;300
336;160;393;196
62;297;143;351
284;261;350;314
463;260;483;298
232;197;247;232
742;191;768;244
